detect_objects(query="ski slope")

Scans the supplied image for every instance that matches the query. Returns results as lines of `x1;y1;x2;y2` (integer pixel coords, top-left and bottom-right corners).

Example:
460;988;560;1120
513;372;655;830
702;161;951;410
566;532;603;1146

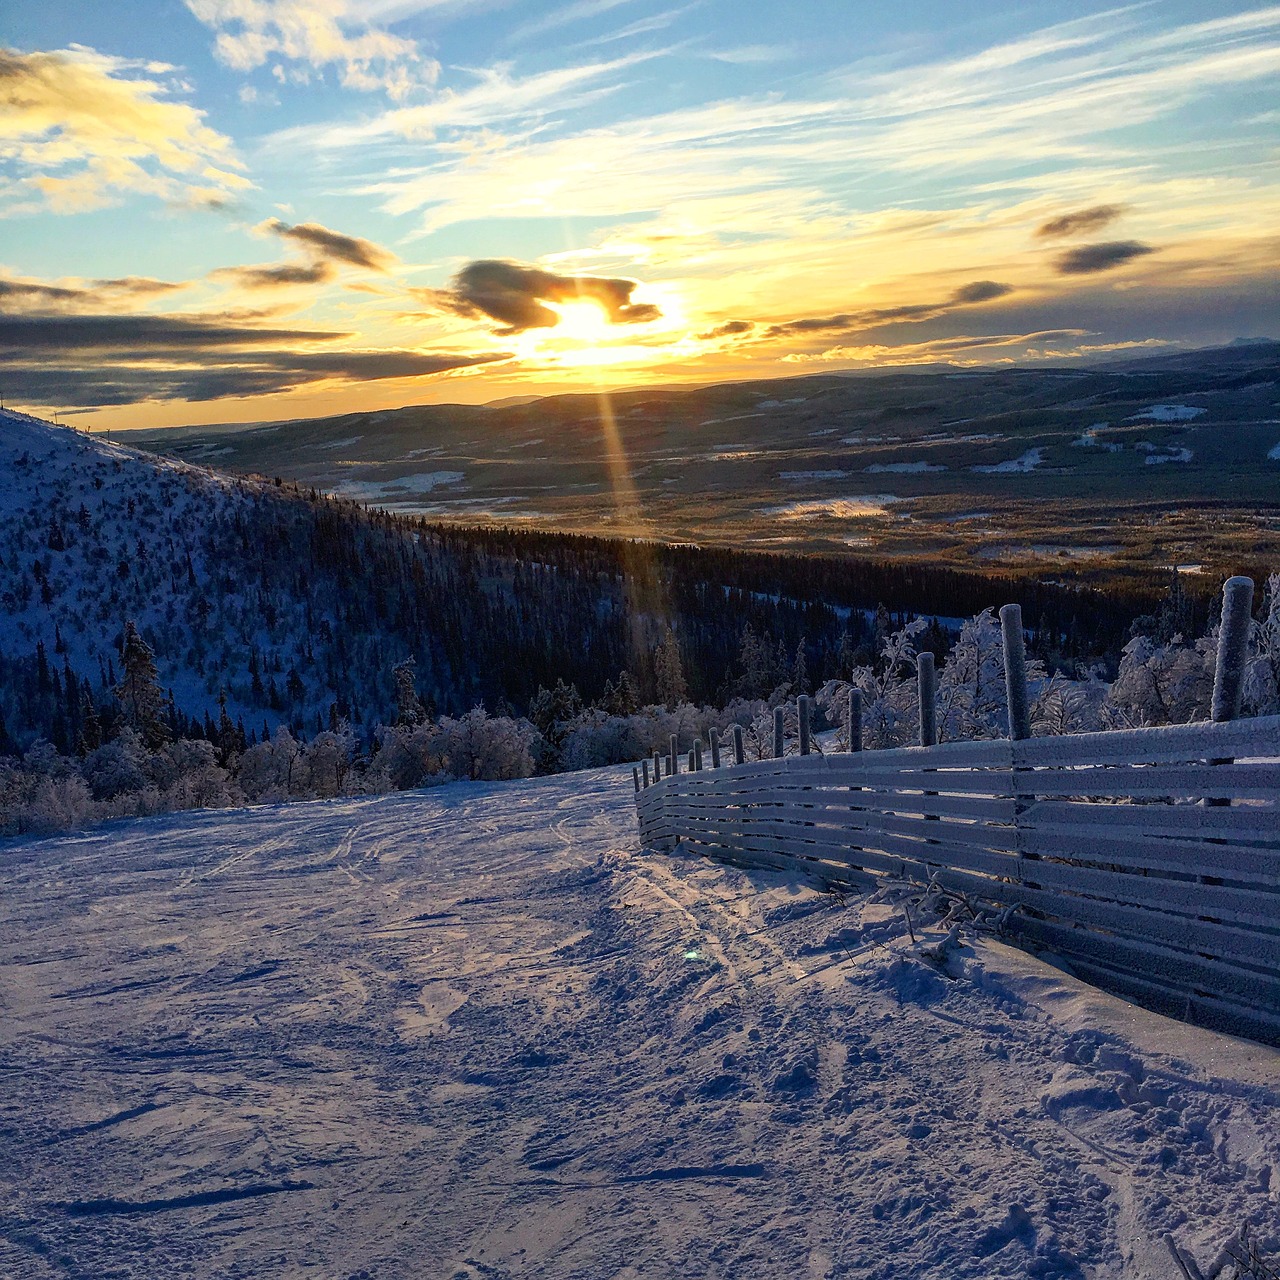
1;765;1277;1279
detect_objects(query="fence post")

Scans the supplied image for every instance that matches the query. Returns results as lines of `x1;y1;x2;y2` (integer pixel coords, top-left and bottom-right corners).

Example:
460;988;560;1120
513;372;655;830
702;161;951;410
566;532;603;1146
848;687;863;752
633;766;640;792
798;695;811;755
1207;576;1253;810
669;734;678;776
732;724;746;765
688;748;696;772
1001;602;1039;884
1211;576;1254;723
693;739;704;771
773;706;785;759
709;728;722;769
653;749;662;781
642;758;650;788
917;653;937;747
1000;603;1032;741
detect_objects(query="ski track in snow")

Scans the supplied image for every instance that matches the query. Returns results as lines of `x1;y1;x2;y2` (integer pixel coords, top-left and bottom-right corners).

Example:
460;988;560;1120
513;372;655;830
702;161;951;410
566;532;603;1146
1;765;1277;1279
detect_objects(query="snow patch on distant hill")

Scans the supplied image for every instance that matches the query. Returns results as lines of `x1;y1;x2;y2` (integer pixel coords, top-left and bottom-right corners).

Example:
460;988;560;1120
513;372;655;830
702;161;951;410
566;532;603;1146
865;461;947;474
972;447;1045;474
1131;404;1206;421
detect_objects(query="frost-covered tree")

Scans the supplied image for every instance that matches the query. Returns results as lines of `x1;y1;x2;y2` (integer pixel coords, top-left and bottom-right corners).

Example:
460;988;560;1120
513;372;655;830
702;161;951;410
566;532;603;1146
392;656;425;726
114;621;169;748
1243;572;1280;715
654;626;689;709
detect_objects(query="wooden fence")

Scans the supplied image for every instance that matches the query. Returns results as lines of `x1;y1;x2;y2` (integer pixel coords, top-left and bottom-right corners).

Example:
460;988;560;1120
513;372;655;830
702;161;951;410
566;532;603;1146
633;582;1280;1046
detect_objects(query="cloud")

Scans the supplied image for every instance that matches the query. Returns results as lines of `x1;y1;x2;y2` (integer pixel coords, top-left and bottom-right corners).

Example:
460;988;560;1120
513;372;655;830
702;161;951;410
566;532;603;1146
698;320;753;340
263;49;662;151
438;260;661;334
1;311;510;405
0;273;186;311
212;260;336;289
1035;204;1126;239
767;281;1013;338
1053;240;1157;275
259;218;397;270
184;0;437;100
0;45;248;214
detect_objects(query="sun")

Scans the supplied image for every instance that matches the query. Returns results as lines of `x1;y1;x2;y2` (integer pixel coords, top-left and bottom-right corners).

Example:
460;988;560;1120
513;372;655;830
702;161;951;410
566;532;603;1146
549;299;611;343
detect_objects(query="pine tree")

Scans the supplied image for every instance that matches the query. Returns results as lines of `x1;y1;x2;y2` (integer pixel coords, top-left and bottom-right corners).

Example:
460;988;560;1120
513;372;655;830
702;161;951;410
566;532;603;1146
114;621;169;748
392;656;425;726
654;626;689;709
793;638;810;695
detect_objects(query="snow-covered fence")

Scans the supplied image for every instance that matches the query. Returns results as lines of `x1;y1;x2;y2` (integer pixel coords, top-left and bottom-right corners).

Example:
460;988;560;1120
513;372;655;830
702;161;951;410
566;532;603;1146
635;583;1280;1046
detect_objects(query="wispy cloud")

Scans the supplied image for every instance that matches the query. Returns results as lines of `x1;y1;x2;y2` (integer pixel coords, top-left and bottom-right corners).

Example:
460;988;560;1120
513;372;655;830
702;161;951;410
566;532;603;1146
264;49;662;151
184;0;438;99
509;0;644;43
0;45;248;214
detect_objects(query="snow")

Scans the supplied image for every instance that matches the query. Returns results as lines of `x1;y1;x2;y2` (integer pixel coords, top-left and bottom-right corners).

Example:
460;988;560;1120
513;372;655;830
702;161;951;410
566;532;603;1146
1144;447;1194;465
972;448;1045;474
335;470;466;500
1131;405;1206;422
864;461;947;473
763;495;901;519
2;764;1276;1278
1268;442;1280;460
778;469;850;481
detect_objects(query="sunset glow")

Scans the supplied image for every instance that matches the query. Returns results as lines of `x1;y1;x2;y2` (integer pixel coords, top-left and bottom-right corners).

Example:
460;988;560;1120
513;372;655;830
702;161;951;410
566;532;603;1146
1;2;1277;428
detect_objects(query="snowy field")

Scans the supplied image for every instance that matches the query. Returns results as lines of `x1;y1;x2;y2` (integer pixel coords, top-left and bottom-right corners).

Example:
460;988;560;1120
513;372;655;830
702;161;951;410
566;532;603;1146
1;765;1278;1279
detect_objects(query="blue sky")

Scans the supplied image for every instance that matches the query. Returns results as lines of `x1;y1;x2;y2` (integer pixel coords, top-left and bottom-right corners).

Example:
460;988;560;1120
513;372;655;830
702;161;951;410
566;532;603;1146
2;0;1278;426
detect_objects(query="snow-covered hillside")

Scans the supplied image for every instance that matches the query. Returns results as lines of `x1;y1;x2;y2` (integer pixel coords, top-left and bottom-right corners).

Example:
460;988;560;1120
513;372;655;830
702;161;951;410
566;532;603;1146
1;766;1276;1278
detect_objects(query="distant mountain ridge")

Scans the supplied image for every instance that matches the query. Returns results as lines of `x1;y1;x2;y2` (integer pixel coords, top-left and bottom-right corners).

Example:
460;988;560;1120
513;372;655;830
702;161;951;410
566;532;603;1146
128;342;1280;576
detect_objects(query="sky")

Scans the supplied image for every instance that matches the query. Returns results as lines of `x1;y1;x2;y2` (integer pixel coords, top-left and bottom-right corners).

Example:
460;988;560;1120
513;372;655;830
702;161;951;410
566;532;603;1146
2;0;1279;429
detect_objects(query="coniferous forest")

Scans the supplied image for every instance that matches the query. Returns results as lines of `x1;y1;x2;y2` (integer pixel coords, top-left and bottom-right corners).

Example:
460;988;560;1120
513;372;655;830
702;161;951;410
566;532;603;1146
0;415;1189;759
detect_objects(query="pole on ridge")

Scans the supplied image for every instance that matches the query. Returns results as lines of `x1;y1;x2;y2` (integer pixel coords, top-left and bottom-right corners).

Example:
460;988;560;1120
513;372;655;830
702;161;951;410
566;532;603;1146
848;687;863;752
917;652;937;747
1212;576;1254;723
798;695;811;755
1000;603;1032;742
709;728;722;769
732;724;746;765
773;706;785;759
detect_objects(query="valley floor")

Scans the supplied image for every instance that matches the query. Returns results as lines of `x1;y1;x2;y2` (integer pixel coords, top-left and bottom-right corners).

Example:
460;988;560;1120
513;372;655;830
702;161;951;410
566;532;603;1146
1;767;1277;1279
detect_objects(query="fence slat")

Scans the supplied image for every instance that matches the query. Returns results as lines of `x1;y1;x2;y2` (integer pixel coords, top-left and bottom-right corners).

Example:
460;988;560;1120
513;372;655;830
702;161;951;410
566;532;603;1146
633;709;1280;1045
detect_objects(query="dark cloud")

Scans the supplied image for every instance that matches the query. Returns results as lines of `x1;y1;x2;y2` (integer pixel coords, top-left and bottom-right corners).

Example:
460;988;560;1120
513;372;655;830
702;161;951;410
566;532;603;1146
261;218;397;272
1036;205;1126;239
1053;241;1157;275
441;260;661;334
212;260;336;289
0;313;343;355
950;280;1013;305
0;274;186;311
3;313;510;407
698;320;754;340
767;280;1013;338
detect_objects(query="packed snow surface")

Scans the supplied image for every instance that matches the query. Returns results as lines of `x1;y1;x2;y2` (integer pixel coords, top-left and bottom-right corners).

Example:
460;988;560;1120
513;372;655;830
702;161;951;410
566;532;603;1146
2;766;1277;1279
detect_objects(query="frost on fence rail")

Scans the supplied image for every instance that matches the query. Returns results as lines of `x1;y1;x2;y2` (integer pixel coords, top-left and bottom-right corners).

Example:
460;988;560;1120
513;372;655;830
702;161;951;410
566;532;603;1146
631;582;1280;1045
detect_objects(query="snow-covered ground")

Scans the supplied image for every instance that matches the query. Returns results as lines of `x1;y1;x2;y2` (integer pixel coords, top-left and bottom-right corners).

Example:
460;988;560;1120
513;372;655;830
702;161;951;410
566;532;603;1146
1;766;1277;1279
